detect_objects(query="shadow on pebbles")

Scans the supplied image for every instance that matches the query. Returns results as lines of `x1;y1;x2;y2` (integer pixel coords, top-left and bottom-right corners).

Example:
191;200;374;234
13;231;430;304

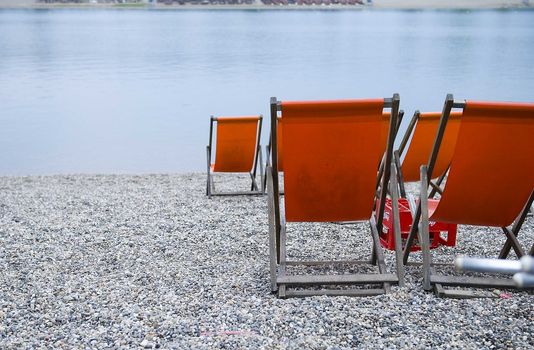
0;173;533;349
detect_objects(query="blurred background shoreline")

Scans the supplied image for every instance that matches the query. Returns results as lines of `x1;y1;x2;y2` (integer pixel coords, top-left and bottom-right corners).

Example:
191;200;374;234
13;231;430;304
0;0;533;10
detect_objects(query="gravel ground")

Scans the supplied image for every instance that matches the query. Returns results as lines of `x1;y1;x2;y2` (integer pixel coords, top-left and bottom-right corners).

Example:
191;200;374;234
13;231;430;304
0;173;533;349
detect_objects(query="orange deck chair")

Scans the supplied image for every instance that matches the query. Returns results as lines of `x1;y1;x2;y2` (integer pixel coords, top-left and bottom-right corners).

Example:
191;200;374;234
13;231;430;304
266;95;405;298
403;94;534;298
206;115;263;198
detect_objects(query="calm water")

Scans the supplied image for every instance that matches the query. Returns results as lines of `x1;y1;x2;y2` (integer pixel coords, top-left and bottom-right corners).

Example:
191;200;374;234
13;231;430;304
1;9;533;175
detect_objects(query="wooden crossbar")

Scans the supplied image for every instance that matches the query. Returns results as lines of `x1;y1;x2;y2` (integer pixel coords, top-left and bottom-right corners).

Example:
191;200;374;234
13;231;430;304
277;273;398;286
284;288;386;298
430;275;516;289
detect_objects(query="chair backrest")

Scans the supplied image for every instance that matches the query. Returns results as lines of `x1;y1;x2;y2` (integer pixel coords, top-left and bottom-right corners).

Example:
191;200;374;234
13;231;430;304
430;101;534;227
211;115;261;172
401;111;462;182
275;98;396;222
275;114;388;173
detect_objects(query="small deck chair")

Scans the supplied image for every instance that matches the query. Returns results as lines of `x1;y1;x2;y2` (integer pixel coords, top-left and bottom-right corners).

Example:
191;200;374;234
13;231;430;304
394;111;462;198
266;95;405;298
206;115;264;198
403;94;534;298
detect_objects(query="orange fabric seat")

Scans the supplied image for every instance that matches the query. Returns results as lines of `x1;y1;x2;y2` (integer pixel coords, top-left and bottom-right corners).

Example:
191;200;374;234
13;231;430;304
426;199;440;218
400;111;462;182
281;99;390;222
415;198;440;218
271;112;389;176
212;116;261;173
206;115;263;197
429;102;534;227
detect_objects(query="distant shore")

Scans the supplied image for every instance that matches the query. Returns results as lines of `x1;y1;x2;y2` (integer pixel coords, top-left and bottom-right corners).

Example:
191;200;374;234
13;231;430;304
0;1;533;10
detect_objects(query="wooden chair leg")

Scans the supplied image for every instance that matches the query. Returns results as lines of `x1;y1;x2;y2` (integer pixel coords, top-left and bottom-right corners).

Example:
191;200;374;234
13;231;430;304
403;218;419;264
370;217;391;293
499;192;534;258
501;227;525;258
390;160;405;287
258;149;265;194
394;150;407;199
266;166;278;292
278;222;288;298
253;175;258;191
419;166;432;291
206;146;212;198
370;241;377;265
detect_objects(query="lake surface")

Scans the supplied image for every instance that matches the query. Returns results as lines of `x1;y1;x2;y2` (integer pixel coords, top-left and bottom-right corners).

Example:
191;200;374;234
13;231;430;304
1;9;533;175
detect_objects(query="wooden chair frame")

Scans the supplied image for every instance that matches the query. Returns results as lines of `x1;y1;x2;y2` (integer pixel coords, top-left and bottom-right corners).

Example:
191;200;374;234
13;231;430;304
402;94;534;298
263;117;283;195
206;115;264;198
267;95;405;298
374;110;404;195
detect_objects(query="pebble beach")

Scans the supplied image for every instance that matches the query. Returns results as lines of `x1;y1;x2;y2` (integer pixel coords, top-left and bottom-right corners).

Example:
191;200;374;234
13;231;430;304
0;173;533;348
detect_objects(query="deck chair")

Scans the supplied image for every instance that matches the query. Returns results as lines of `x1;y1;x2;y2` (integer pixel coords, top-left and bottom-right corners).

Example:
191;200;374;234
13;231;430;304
403;94;534;298
394;111;461;198
266;95;405;298
206;115;264;198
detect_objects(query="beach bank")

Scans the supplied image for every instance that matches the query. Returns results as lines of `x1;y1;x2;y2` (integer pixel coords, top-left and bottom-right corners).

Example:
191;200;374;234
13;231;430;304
0;173;532;348
0;0;532;10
